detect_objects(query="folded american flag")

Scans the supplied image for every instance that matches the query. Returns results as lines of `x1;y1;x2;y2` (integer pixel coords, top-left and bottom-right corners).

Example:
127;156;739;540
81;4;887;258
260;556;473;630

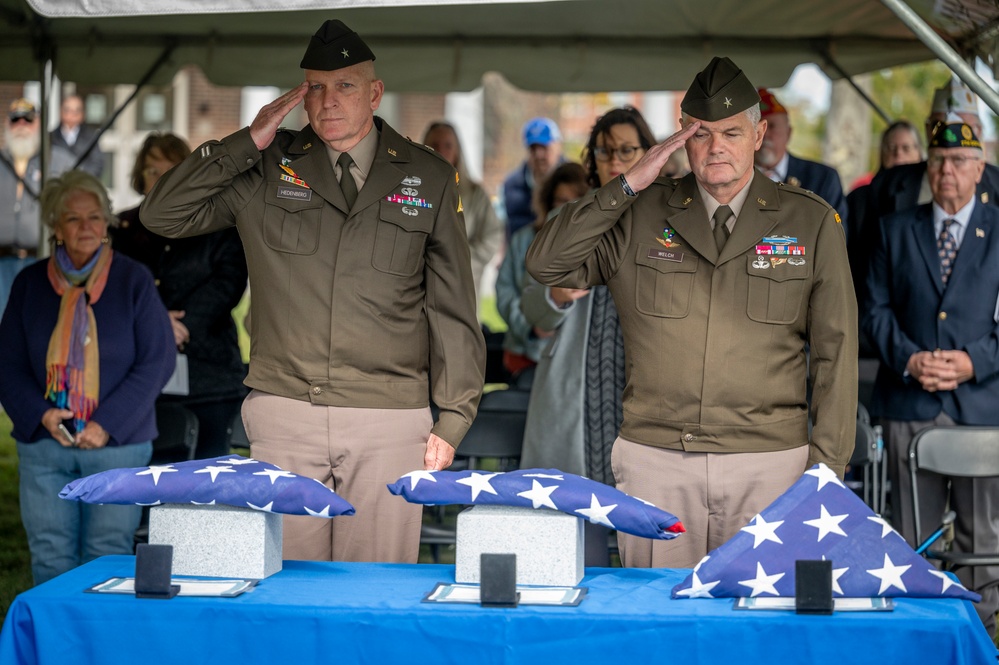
671;464;980;601
60;455;354;518
387;467;684;540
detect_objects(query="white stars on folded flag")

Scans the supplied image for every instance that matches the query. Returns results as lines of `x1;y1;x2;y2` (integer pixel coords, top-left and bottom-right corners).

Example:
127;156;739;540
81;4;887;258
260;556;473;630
671;463;981;602
58;455;355;518
386;468;684;540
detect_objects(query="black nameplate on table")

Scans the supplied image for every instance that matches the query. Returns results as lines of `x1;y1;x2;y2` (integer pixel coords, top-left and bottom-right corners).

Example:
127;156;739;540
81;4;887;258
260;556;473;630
795;559;833;614
134;543;180;599
480;553;518;607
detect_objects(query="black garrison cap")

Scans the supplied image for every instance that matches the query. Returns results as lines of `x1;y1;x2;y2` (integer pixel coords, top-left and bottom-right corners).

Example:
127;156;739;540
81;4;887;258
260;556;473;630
680;56;761;121
300;19;376;71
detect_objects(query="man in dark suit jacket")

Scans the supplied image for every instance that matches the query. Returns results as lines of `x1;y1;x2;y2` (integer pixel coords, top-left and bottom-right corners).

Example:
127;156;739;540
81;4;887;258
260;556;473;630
854;79;999;307
863;119;999;638
754;88;847;227
49;95;104;177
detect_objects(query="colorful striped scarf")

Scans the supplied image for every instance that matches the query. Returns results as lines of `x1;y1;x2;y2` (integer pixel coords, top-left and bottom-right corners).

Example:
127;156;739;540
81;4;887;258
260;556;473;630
45;244;113;431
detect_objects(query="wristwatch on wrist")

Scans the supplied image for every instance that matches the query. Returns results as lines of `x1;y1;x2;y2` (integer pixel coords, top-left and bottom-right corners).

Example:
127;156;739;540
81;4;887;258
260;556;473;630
619;174;637;197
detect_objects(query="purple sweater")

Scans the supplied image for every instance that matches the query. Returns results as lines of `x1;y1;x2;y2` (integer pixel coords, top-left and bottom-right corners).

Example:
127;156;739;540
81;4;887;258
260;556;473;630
0;253;175;445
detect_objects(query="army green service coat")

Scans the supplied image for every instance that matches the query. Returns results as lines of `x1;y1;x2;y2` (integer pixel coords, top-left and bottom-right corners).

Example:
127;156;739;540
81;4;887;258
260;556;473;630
141;118;484;448
527;172;857;476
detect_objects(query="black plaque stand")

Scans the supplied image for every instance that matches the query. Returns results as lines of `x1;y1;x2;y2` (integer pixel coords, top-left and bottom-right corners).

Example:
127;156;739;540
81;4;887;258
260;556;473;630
134;543;180;599
480;553;519;608
795;559;833;614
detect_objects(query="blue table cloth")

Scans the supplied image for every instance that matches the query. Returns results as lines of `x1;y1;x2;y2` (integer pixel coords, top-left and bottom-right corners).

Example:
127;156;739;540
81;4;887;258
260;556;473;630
1;556;995;665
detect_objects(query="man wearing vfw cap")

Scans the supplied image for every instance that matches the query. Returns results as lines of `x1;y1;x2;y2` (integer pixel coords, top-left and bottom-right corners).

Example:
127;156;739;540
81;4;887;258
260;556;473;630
855;77;999;310
142;19;485;563
0;98;74;318
755;88;848;229
501;117;565;238
527;56;857;569
864;118;999;637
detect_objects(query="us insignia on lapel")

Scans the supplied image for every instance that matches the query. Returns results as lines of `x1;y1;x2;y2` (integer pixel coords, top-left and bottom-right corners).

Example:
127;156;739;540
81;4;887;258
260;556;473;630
977;228;986;238
983;193;990;204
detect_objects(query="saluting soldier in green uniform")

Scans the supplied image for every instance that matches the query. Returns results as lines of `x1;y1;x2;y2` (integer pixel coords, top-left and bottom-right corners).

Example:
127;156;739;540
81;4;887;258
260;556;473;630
527;56;857;569
142;20;485;564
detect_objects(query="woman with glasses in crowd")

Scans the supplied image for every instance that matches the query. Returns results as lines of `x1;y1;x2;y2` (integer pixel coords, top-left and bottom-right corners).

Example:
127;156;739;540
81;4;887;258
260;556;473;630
112;133;249;461
0;170;175;584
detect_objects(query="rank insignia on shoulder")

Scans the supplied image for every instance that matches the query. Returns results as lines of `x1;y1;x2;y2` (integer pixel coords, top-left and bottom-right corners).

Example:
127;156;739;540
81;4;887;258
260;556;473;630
834;213;842;224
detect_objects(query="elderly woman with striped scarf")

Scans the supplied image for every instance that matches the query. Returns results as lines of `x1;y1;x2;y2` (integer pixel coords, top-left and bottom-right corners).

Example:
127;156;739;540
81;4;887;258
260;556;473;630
0;170;175;585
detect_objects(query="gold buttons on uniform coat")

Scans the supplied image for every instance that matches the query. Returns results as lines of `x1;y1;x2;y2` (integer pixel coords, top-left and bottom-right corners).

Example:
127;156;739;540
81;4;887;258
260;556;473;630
939;312;947;321
311;386;323;395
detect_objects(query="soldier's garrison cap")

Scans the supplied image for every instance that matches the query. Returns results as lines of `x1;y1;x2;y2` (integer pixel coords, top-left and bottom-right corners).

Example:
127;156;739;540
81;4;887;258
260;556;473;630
300;19;376;70
681;56;760;121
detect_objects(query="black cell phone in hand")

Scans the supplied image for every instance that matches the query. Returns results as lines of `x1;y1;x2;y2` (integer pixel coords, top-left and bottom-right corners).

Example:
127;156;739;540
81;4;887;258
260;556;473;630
57;419;77;446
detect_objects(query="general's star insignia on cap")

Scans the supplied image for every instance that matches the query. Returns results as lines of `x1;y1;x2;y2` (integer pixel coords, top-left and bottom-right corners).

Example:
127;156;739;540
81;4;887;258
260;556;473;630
341;49;349;59
724;97;733;108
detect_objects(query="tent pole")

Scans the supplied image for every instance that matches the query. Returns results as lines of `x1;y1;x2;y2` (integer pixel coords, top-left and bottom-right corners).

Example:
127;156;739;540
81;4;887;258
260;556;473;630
879;0;999;116
75;44;177;171
821;51;891;125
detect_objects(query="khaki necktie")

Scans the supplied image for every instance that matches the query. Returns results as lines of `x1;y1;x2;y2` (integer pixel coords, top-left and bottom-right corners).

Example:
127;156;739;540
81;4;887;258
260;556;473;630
713;205;733;252
337;152;358;209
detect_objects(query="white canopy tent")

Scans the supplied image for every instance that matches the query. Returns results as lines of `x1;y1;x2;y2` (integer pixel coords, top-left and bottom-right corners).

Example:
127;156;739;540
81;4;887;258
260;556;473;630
0;0;953;93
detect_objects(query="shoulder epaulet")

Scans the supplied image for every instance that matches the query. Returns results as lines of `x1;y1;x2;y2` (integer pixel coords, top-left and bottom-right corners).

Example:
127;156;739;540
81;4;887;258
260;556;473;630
777;180;834;210
405;136;453;167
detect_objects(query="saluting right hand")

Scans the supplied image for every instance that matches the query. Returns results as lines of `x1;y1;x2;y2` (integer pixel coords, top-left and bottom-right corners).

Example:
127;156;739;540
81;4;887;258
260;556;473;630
622;121;700;193
249;82;308;152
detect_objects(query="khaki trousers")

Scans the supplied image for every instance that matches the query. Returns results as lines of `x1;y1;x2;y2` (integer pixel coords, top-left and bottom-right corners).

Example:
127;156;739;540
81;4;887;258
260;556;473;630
612;437;808;569
241;390;429;563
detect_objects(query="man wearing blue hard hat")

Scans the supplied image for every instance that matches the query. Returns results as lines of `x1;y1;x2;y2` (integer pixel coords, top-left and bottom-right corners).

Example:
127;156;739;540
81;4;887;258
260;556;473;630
501;117;565;238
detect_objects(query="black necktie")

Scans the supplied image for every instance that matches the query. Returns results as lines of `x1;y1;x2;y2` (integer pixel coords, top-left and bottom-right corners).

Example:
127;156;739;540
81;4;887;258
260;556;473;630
712;205;733;252
938;219;958;285
337;152;357;209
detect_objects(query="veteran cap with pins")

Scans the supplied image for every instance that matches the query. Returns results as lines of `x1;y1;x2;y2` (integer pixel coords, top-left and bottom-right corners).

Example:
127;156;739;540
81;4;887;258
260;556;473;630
300;19;375;71
8;98;36;123
928;112;982;151
681;56;760;122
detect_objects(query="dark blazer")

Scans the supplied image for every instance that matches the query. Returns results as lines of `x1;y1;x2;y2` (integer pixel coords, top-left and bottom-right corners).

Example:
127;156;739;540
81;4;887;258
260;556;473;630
50;124;104;177
786;154;847;225
863;201;999;424
854;161;999;307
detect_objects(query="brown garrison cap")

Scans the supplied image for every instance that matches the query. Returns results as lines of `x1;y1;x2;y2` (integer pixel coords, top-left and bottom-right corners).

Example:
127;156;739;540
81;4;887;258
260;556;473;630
681;57;761;121
300;19;376;70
